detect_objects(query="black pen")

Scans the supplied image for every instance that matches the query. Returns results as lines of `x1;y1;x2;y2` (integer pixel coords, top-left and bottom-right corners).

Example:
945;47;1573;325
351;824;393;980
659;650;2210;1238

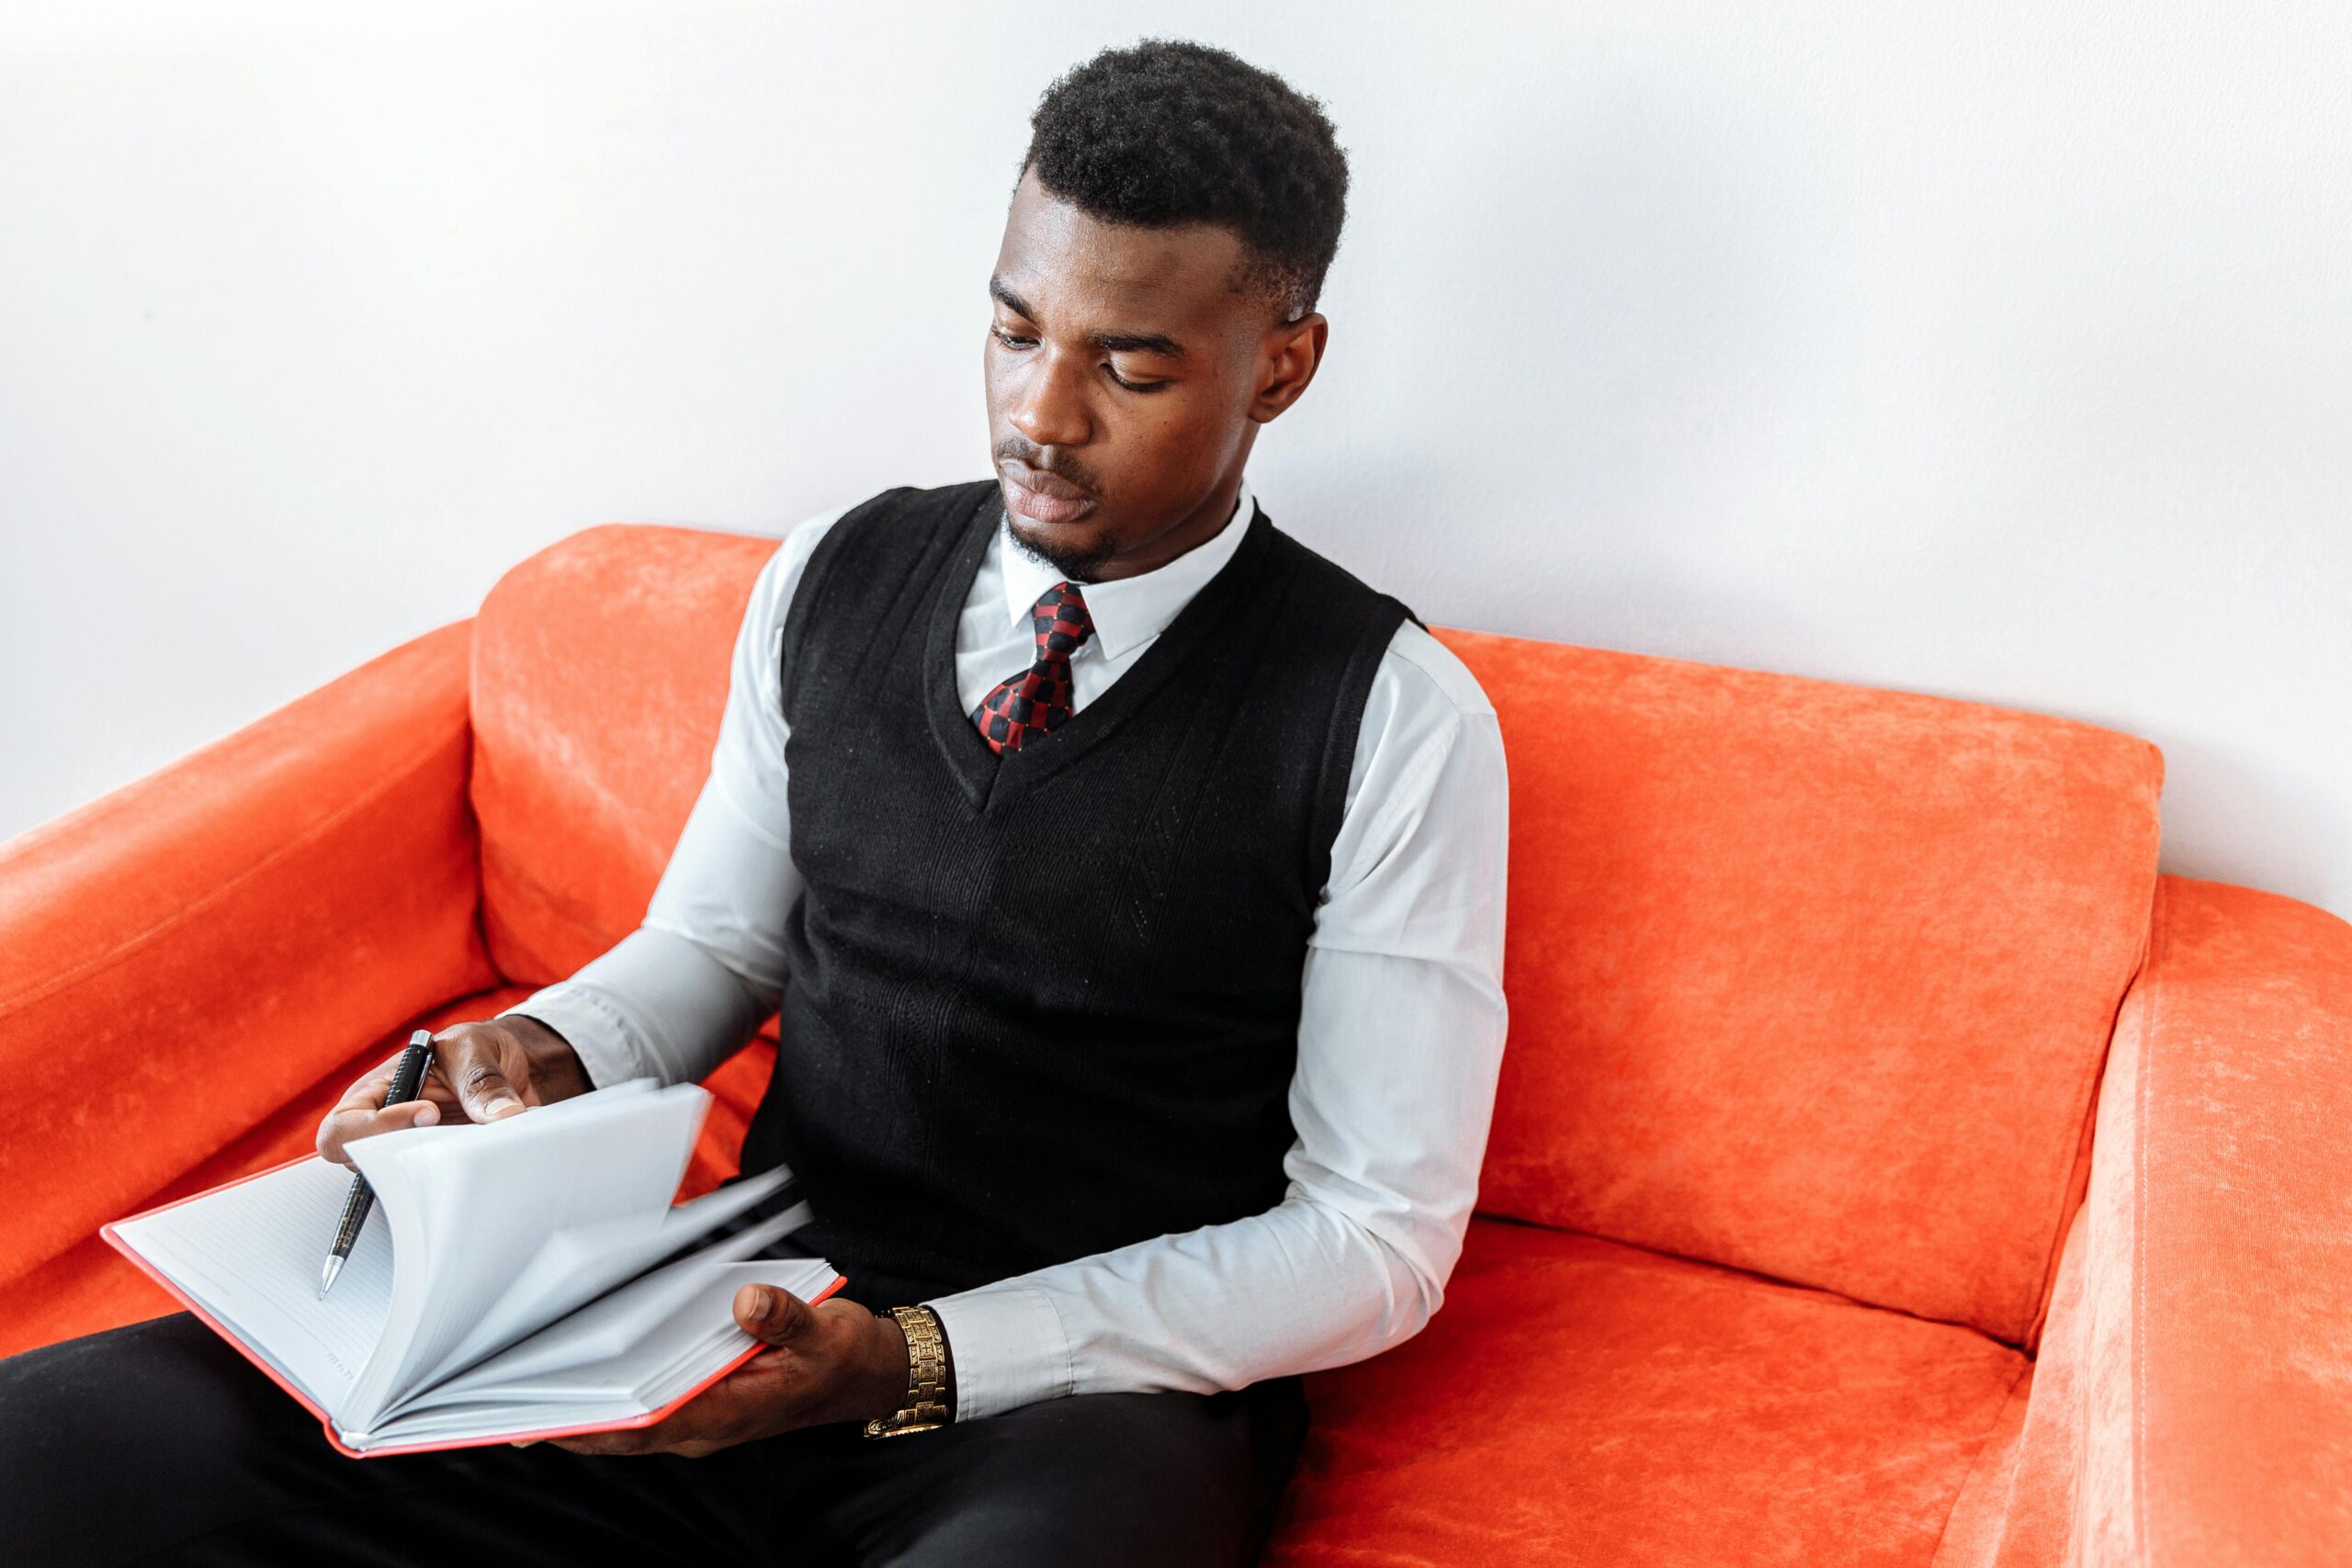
319;1030;435;1299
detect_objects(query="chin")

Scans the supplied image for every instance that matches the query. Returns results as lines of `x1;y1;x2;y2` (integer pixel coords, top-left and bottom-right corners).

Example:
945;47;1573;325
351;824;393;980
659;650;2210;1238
1004;509;1114;581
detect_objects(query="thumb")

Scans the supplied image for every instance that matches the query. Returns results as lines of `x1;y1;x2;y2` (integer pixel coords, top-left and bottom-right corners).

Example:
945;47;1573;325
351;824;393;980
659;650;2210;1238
445;1038;526;1123
734;1283;815;1347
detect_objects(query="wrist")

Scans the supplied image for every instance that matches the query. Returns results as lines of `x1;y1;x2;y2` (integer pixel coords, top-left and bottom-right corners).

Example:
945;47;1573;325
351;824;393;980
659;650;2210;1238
867;1312;911;1422
862;1303;955;1436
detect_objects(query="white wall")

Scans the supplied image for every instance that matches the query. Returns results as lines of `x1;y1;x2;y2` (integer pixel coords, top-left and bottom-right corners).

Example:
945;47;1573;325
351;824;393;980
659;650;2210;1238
3;0;2346;919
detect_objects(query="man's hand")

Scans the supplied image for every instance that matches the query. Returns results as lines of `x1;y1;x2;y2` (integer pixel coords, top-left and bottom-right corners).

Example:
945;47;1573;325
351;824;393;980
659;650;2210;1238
520;1286;911;1458
315;1015;594;1168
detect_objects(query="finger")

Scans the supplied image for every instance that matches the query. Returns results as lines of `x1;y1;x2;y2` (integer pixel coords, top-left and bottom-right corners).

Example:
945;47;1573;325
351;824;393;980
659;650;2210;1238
330;1063;395;1114
315;1041;445;1161
316;1087;442;1165
734;1284;816;1347
439;1032;527;1123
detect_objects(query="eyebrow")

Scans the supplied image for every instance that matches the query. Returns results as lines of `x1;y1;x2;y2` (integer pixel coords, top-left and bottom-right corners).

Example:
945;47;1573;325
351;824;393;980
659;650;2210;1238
989;276;1189;360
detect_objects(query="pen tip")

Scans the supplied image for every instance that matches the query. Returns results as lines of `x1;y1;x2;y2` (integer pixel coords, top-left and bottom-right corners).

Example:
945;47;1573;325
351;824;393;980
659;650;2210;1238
319;1257;342;1298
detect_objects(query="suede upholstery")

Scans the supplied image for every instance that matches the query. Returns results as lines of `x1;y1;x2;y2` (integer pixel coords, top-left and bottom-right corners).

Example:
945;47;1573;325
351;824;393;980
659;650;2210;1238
469;523;781;987
3;523;2343;1564
1446;628;2164;1343
1267;1218;2031;1566
1931;876;2352;1567
0;622;496;1298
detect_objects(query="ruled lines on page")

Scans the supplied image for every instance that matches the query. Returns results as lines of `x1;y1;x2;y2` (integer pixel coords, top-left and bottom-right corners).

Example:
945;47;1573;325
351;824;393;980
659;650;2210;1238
112;1157;395;1412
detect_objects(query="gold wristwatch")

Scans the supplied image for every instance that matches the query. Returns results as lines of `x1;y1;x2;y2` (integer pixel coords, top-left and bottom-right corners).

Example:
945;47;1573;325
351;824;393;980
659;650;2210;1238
863;1303;951;1438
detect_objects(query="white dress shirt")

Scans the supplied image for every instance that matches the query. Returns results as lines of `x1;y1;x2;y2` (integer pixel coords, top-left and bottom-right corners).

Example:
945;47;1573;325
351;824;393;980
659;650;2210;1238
503;478;1511;1420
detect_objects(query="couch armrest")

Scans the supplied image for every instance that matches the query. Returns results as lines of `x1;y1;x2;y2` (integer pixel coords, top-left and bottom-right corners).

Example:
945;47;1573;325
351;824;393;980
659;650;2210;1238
0;622;499;1290
1937;874;2352;1567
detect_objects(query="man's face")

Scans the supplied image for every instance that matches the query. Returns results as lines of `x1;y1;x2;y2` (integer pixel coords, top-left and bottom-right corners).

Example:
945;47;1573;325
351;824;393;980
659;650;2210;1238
985;165;1326;582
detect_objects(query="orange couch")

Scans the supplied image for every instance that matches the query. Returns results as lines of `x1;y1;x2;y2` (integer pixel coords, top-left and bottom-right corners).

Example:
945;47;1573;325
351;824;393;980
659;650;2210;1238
5;524;2346;1565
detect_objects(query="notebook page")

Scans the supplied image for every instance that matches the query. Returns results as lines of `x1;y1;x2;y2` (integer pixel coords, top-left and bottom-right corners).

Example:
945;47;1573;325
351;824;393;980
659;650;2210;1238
110;1157;396;1417
390;1198;817;1416
556;1258;837;1409
411;1164;800;1393
298;1083;665;1427
613;1258;839;1407
340;1080;713;1423
358;1260;839;1451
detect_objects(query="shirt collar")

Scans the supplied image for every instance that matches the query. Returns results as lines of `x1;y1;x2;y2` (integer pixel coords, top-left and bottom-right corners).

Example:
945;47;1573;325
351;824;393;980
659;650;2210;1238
997;476;1257;663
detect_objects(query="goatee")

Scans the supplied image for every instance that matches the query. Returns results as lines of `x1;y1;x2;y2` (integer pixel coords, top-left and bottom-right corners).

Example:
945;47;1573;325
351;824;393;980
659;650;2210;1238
1004;510;1113;583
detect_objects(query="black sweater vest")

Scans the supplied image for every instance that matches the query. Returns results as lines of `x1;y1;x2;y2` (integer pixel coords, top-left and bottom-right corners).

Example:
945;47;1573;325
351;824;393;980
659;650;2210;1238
737;479;1419;1304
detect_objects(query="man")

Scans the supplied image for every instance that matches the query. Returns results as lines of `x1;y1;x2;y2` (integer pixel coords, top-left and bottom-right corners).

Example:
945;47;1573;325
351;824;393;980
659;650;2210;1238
0;38;1507;1567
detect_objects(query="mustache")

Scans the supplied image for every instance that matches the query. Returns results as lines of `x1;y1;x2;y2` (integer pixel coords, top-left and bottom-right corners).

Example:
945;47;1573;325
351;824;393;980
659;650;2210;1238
993;437;1101;497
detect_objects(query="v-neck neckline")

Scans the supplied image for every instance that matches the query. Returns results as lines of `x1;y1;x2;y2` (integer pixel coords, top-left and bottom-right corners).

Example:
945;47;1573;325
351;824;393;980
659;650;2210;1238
923;487;1273;810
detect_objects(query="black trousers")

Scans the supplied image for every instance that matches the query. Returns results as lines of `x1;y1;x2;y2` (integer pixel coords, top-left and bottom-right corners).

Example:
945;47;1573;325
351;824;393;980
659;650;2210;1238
0;1312;1309;1566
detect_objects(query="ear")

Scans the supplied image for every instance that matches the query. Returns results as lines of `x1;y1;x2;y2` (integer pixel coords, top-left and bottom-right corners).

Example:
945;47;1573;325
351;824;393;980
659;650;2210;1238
1249;311;1328;424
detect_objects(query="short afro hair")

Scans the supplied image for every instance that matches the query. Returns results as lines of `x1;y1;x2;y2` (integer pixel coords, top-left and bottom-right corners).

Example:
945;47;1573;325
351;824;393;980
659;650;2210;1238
1020;39;1350;322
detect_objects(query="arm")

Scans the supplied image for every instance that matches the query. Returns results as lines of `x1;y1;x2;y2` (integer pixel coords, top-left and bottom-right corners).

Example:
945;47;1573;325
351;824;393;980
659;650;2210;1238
497;506;847;1089
0;621;497;1291
310;512;847;1175
926;626;1511;1418
1941;874;2352;1567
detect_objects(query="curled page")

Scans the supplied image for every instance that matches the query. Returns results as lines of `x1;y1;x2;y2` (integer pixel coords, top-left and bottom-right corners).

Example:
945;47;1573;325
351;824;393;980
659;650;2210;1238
340;1080;723;1429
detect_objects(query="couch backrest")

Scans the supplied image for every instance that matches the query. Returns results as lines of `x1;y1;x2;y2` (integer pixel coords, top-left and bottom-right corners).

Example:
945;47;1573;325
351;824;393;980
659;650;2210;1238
1440;626;2162;1343
473;525;2165;1345
471;525;777;986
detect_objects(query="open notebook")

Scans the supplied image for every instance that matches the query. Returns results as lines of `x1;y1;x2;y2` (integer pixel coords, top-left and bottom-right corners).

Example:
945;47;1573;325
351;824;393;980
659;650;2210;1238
102;1078;842;1458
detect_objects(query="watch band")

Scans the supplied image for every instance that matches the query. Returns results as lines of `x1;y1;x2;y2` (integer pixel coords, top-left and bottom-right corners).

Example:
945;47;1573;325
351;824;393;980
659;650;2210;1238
863;1303;951;1438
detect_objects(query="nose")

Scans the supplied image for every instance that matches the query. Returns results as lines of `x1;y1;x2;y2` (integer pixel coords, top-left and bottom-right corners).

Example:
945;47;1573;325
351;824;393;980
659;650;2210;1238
1006;344;1092;450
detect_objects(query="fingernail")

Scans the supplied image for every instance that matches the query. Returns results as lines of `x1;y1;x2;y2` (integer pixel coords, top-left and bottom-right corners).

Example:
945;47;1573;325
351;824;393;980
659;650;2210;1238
484;1095;520;1118
748;1287;774;1322
413;1101;439;1125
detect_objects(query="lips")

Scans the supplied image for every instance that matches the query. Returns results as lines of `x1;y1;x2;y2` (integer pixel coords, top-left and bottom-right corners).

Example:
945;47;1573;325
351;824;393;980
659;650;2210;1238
1002;463;1096;525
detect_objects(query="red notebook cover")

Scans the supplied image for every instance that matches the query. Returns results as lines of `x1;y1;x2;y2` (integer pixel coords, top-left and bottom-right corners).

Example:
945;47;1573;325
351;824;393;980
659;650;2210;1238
99;1151;846;1460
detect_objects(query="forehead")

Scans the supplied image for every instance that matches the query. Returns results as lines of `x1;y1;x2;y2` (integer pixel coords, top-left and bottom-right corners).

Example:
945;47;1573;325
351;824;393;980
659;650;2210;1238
993;168;1252;333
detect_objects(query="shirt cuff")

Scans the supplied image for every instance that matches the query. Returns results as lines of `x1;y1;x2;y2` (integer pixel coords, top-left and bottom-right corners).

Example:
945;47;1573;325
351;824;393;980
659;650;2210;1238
498;983;653;1092
922;1283;1071;1421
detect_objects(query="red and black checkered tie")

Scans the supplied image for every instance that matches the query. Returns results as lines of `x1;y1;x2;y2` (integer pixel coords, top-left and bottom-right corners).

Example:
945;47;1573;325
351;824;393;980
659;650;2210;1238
971;581;1093;754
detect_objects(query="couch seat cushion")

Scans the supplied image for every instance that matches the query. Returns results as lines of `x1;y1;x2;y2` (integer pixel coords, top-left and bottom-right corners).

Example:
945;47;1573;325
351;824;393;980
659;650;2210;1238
1266;1217;2028;1567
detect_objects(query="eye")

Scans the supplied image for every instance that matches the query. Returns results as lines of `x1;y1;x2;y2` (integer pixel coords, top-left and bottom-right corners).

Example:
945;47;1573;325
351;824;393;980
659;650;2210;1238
993;324;1168;392
1106;365;1171;394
